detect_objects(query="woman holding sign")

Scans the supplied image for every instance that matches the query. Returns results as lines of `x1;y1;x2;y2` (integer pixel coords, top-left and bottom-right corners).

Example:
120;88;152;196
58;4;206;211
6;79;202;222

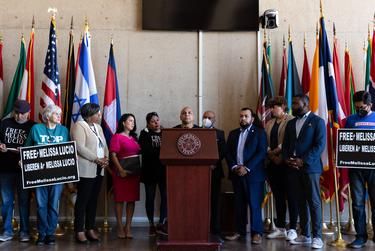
71;103;109;244
110;113;141;239
25;105;70;246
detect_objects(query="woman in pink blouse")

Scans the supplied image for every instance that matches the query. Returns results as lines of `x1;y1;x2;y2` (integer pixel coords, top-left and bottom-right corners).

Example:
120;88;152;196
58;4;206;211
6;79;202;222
110;114;141;239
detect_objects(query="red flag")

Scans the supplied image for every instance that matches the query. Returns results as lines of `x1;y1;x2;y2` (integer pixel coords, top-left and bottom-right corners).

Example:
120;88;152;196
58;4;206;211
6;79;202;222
301;45;311;94
278;38;287;96
344;48;356;115
19;18;35;120
332;30;349;212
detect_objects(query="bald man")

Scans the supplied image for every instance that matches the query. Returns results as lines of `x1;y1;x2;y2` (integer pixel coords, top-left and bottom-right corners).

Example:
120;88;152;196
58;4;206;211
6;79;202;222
174;106;199;128
202;110;226;242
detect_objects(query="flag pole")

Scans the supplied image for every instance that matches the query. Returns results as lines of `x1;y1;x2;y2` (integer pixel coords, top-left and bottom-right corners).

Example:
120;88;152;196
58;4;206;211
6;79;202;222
328;126;347;247
343;185;356;235
367;200;373;234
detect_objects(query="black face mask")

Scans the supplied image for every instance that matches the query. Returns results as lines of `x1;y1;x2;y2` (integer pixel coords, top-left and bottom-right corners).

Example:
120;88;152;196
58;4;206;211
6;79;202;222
356;108;369;117
292;107;305;118
240;123;250;130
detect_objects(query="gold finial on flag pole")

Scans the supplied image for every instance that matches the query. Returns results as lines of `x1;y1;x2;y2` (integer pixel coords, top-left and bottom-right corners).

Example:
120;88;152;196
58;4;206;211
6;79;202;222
47;7;57;19
304;32;306;48
345;40;348;51
288;25;291;42
320;0;324;18
268;34;271;47
31;15;35;30
263;28;267;44
333;22;336;38
282;35;285;48
0;32;2;43
368;23;371;40
70;16;74;31
84;17;89;33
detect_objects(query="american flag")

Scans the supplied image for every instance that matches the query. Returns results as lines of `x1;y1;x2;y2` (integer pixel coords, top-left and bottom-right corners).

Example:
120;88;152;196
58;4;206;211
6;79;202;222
39;16;61;121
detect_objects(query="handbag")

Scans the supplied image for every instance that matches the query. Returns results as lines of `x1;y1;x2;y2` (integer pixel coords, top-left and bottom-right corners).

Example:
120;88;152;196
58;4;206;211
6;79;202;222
119;155;142;175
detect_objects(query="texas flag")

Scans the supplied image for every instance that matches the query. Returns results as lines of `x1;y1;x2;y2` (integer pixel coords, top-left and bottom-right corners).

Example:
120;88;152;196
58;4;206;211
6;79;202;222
102;41;121;145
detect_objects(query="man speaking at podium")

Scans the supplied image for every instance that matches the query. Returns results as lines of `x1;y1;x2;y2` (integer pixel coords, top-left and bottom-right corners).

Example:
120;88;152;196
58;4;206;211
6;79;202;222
174;106;199;129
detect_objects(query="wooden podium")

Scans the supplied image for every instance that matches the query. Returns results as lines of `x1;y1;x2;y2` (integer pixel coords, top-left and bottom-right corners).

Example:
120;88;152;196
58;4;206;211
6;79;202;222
157;128;222;251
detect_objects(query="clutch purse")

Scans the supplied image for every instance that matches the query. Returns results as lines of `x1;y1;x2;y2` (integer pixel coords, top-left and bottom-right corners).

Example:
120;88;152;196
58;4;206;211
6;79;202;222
119;155;142;175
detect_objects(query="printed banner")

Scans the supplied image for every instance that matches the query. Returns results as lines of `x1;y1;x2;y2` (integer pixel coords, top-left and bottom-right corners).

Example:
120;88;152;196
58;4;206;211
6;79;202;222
20;141;79;188
336;129;375;169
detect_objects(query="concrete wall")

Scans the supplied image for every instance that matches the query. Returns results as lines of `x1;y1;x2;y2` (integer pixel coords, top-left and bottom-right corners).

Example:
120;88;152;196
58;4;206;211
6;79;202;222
2;0;373;223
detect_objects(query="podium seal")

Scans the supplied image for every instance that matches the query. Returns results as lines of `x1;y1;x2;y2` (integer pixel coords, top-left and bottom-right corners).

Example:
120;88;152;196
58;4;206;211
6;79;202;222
177;133;202;156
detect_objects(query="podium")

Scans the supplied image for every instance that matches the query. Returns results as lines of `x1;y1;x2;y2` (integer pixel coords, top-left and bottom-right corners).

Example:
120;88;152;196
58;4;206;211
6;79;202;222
157;128;222;251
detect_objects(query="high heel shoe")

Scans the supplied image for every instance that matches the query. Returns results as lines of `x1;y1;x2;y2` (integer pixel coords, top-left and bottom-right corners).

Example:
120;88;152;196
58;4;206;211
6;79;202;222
75;235;89;244
86;231;100;242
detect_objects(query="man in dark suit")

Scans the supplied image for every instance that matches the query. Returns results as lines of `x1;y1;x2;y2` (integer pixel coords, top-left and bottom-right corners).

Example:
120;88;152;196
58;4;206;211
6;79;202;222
282;95;326;249
202;110;226;241
225;108;267;245
174;106;200;128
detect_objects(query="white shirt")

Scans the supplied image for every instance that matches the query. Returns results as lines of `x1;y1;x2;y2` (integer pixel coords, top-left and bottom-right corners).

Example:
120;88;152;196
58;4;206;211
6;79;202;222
295;111;311;138
232;125;252;172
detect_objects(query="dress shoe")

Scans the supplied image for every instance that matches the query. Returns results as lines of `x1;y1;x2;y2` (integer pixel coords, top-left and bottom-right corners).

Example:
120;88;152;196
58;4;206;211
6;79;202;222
45;235;56;245
251;234;262;245
225;233;243;241
35;236;45;246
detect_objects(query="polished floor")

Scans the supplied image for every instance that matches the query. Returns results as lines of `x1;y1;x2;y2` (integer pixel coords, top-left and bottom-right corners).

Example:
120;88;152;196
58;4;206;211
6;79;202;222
0;226;374;251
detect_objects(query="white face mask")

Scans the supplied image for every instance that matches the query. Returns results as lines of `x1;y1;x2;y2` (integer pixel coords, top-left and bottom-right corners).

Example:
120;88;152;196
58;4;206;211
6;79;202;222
202;118;213;128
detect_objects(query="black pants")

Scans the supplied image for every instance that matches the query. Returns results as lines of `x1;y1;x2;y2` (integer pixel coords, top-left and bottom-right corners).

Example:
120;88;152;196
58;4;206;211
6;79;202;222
210;172;222;235
144;180;167;224
74;175;103;232
267;165;299;229
289;171;322;239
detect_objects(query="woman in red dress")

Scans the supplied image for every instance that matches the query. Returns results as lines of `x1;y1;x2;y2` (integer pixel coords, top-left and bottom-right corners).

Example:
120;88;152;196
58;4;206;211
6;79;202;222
110;113;141;239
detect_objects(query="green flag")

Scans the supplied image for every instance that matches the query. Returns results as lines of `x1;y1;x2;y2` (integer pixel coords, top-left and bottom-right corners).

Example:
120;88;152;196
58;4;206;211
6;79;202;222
2;38;26;118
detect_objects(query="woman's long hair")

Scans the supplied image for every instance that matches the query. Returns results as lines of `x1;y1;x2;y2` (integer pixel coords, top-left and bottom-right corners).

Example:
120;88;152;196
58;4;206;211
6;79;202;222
116;113;138;138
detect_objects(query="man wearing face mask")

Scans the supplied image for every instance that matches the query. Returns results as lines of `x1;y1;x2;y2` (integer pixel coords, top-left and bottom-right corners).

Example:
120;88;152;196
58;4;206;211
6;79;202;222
225;108;267;244
282;95;326;249
202;110;226;241
345;91;375;249
0;100;35;242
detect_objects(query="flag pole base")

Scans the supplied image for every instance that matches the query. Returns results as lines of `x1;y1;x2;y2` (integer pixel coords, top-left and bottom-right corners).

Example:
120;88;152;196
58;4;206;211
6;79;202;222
55;223;65;236
329;237;347;248
322;222;334;235
342;220;356;235
99;219;111;233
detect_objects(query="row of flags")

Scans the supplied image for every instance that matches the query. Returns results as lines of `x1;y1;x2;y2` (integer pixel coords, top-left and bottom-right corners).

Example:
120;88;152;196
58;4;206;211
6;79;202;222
0;15;121;146
257;6;375;212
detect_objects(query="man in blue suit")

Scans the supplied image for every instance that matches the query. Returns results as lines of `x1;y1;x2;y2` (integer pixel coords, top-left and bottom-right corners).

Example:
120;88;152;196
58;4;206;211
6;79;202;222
282;95;326;249
225;108;267;245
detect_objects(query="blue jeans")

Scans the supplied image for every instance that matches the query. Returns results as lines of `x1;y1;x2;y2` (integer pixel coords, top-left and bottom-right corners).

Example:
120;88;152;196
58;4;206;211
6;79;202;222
0;173;30;236
144;181;167;224
35;184;63;238
350;169;375;241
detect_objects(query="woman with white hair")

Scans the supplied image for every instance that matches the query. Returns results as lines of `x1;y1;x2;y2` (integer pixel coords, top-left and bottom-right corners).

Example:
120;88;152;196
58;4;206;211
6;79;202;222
25;104;70;246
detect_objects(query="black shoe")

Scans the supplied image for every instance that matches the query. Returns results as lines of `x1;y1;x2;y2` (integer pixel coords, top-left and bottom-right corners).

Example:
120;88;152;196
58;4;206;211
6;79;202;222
75;236;89;244
45;235;56;245
85;232;99;242
35;237;45;246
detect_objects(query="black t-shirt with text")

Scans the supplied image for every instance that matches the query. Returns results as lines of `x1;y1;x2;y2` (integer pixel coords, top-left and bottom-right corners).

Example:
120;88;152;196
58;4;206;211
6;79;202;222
0;118;35;172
